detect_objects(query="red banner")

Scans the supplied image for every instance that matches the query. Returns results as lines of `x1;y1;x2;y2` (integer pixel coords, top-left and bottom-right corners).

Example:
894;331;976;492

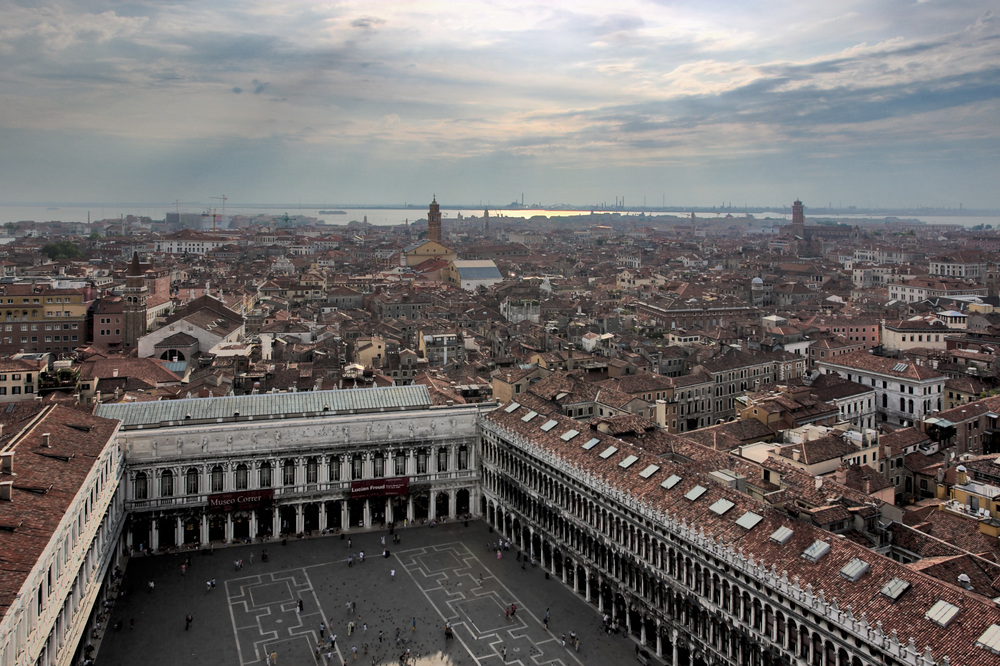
208;489;274;512
351;477;409;499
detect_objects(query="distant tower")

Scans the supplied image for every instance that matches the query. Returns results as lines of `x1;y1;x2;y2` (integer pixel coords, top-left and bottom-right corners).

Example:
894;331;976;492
428;196;442;243
788;199;806;238
690;211;697;236
484;208;490;237
122;252;148;347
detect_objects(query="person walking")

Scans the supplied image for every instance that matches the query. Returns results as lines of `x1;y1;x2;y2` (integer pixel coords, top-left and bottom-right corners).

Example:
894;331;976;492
320;622;325;638
181;563;186;576
478;573;483;586
348;621;354;636
501;646;507;661
270;651;278;665
249;552;253;565
412;616;416;632
185;614;192;630
391;569;395;580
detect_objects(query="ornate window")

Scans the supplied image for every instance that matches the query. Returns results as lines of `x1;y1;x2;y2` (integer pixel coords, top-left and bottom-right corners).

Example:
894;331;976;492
282;460;295;486
437;447;448;472
416;449;428;474
458;446;469;470
186;468;199;495
160;470;173;497
328;457;340;481
394;453;405;476
134;472;148;500
352;454;363;480
235;464;249;490
373;453;384;478
211;465;224;493
259;462;273;488
306;457;318;484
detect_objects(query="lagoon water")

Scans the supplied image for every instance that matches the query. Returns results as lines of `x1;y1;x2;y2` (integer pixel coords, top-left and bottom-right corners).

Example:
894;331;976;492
1;204;997;230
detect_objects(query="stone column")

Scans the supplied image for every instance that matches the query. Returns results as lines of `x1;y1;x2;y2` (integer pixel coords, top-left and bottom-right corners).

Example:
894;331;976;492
641;621;646;647
342;502;349;530
151;520;159;551
201;513;209;544
250;511;258;538
319;502;327;530
655;620;662;658
363;499;370;528
386;498;394;525
295;504;304;533
585;569;592;603
407;496;414;523
225;513;233;542
429;490;437;521
672;630;679;666
563;558;570;585
176;516;183;546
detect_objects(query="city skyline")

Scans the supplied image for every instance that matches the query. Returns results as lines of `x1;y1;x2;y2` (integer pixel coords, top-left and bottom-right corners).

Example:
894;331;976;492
1;1;999;208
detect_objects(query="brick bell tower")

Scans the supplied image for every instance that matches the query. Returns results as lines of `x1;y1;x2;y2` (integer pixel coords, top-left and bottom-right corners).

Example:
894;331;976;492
122;252;148;347
428;196;442;243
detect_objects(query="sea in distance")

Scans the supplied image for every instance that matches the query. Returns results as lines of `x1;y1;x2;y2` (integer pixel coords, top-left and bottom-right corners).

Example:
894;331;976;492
0;203;998;230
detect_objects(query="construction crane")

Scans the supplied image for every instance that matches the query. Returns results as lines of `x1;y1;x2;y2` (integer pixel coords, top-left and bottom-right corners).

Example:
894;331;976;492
210;195;227;232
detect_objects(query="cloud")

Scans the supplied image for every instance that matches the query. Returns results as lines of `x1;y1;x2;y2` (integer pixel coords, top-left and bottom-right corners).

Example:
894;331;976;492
351;17;386;30
232;87;242;94
252;79;269;94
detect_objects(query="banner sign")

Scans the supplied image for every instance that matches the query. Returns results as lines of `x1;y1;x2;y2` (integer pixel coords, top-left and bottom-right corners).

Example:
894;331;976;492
208;489;274;512
350;477;409;499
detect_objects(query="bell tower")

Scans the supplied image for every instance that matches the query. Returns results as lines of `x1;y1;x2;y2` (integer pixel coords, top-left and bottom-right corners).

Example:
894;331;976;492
428;196;442;243
122;252;148;347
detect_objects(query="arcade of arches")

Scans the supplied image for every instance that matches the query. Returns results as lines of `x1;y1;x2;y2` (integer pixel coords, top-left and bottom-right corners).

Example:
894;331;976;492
480;424;868;666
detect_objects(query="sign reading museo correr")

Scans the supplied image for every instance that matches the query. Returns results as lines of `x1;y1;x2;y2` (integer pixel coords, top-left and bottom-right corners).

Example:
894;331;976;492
350;477;409;499
208;489;275;512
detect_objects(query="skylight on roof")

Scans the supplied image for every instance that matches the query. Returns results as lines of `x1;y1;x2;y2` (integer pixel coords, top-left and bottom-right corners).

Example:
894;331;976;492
881;577;911;601
521;411;538;422
540;420;558;432
976;624;1000;655
685;485;707;501
599;446;618;459
560;429;579;441
619;455;639;469
770;526;794;544
639;464;660;479
735;512;763;530
893;362;909;372
661;474;682;489
926;600;960;628
839;558;870;582
504;402;521;413
802;540;831;563
583;438;600;450
710;498;735;515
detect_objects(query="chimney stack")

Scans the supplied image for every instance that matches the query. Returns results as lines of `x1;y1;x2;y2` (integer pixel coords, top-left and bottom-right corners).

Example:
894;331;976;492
41;433;50;448
0;481;11;501
792;449;801;462
0;452;12;475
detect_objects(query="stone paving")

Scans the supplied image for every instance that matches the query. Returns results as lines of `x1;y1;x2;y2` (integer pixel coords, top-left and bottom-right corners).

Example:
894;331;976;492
97;521;652;666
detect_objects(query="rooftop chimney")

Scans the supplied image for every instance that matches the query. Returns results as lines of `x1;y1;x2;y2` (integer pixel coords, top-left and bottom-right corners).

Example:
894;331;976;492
0;452;12;475
41;433;50;448
0;481;11;501
792;449;801;462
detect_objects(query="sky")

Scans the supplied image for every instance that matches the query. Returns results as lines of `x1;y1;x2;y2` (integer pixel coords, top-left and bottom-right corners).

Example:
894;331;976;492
1;0;999;210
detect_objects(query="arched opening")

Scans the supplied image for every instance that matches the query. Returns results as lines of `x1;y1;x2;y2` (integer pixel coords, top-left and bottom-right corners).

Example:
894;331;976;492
434;492;450;520
456;489;470;516
232;511;251;540
183;516;200;545
159;350;186;362
208;513;226;542
157;516;176;549
302;503;319;533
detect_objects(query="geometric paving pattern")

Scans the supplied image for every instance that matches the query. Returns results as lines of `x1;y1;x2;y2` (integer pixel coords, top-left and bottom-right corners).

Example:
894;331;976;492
395;542;583;666
226;569;334;665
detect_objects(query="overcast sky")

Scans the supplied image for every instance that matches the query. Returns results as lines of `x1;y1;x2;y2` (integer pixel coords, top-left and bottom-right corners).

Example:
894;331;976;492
1;0;998;209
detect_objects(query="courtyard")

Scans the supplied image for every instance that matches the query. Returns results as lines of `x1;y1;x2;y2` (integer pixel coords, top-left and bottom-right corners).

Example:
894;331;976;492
96;520;651;666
